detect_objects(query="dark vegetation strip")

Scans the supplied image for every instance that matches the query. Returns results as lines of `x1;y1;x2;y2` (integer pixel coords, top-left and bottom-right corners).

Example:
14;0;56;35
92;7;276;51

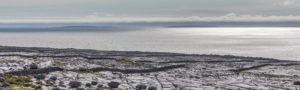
230;64;271;72
276;63;300;66
2;53;279;61
0;54;281;63
0;53;282;65
0;54;116;60
3;65;185;76
86;64;185;73
0;45;281;61
154;60;255;63
3;67;63;76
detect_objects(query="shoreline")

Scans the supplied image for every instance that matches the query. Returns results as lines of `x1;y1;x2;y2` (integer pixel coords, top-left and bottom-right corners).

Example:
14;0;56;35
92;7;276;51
0;45;292;61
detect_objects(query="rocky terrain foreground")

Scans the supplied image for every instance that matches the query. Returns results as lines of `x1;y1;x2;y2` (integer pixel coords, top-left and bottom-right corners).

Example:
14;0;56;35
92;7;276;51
0;46;300;90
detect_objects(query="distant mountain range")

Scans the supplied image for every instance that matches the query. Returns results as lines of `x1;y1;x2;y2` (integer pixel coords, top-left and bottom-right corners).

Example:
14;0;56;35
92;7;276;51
0;21;300;32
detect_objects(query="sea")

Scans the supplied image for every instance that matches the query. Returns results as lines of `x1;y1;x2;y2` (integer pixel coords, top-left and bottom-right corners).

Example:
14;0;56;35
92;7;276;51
0;25;299;60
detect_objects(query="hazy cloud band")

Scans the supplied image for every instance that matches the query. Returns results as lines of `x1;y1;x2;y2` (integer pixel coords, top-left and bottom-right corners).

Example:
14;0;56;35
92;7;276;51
1;13;300;23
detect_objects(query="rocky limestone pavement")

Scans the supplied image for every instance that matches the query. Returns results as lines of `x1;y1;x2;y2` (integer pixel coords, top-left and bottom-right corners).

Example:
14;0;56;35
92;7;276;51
0;46;299;90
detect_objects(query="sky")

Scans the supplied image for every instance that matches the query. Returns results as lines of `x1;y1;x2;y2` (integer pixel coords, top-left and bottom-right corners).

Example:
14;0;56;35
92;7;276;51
0;0;300;23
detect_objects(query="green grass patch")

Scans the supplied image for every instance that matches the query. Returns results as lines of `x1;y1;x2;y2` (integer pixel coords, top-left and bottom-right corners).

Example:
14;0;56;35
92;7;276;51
4;75;32;86
117;89;129;90
10;84;34;90
265;74;289;78
96;88;103;90
158;63;170;66
116;60;142;67
96;88;128;90
54;62;64;67
3;74;34;90
74;69;95;74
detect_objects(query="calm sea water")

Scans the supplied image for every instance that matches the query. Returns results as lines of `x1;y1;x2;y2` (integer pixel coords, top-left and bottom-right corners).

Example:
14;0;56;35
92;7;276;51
0;27;299;60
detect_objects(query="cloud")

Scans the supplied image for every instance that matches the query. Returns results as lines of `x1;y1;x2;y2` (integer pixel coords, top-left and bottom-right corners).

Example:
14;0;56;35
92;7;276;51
86;12;114;18
273;0;296;6
1;13;300;23
283;0;295;6
1;0;300;18
0;0;91;7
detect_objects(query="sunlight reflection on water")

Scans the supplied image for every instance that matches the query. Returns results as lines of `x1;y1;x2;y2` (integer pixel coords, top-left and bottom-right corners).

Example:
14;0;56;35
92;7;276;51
0;27;299;60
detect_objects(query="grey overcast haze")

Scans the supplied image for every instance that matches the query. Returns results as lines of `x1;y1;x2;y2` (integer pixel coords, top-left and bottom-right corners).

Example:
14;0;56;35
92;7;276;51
1;0;300;23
